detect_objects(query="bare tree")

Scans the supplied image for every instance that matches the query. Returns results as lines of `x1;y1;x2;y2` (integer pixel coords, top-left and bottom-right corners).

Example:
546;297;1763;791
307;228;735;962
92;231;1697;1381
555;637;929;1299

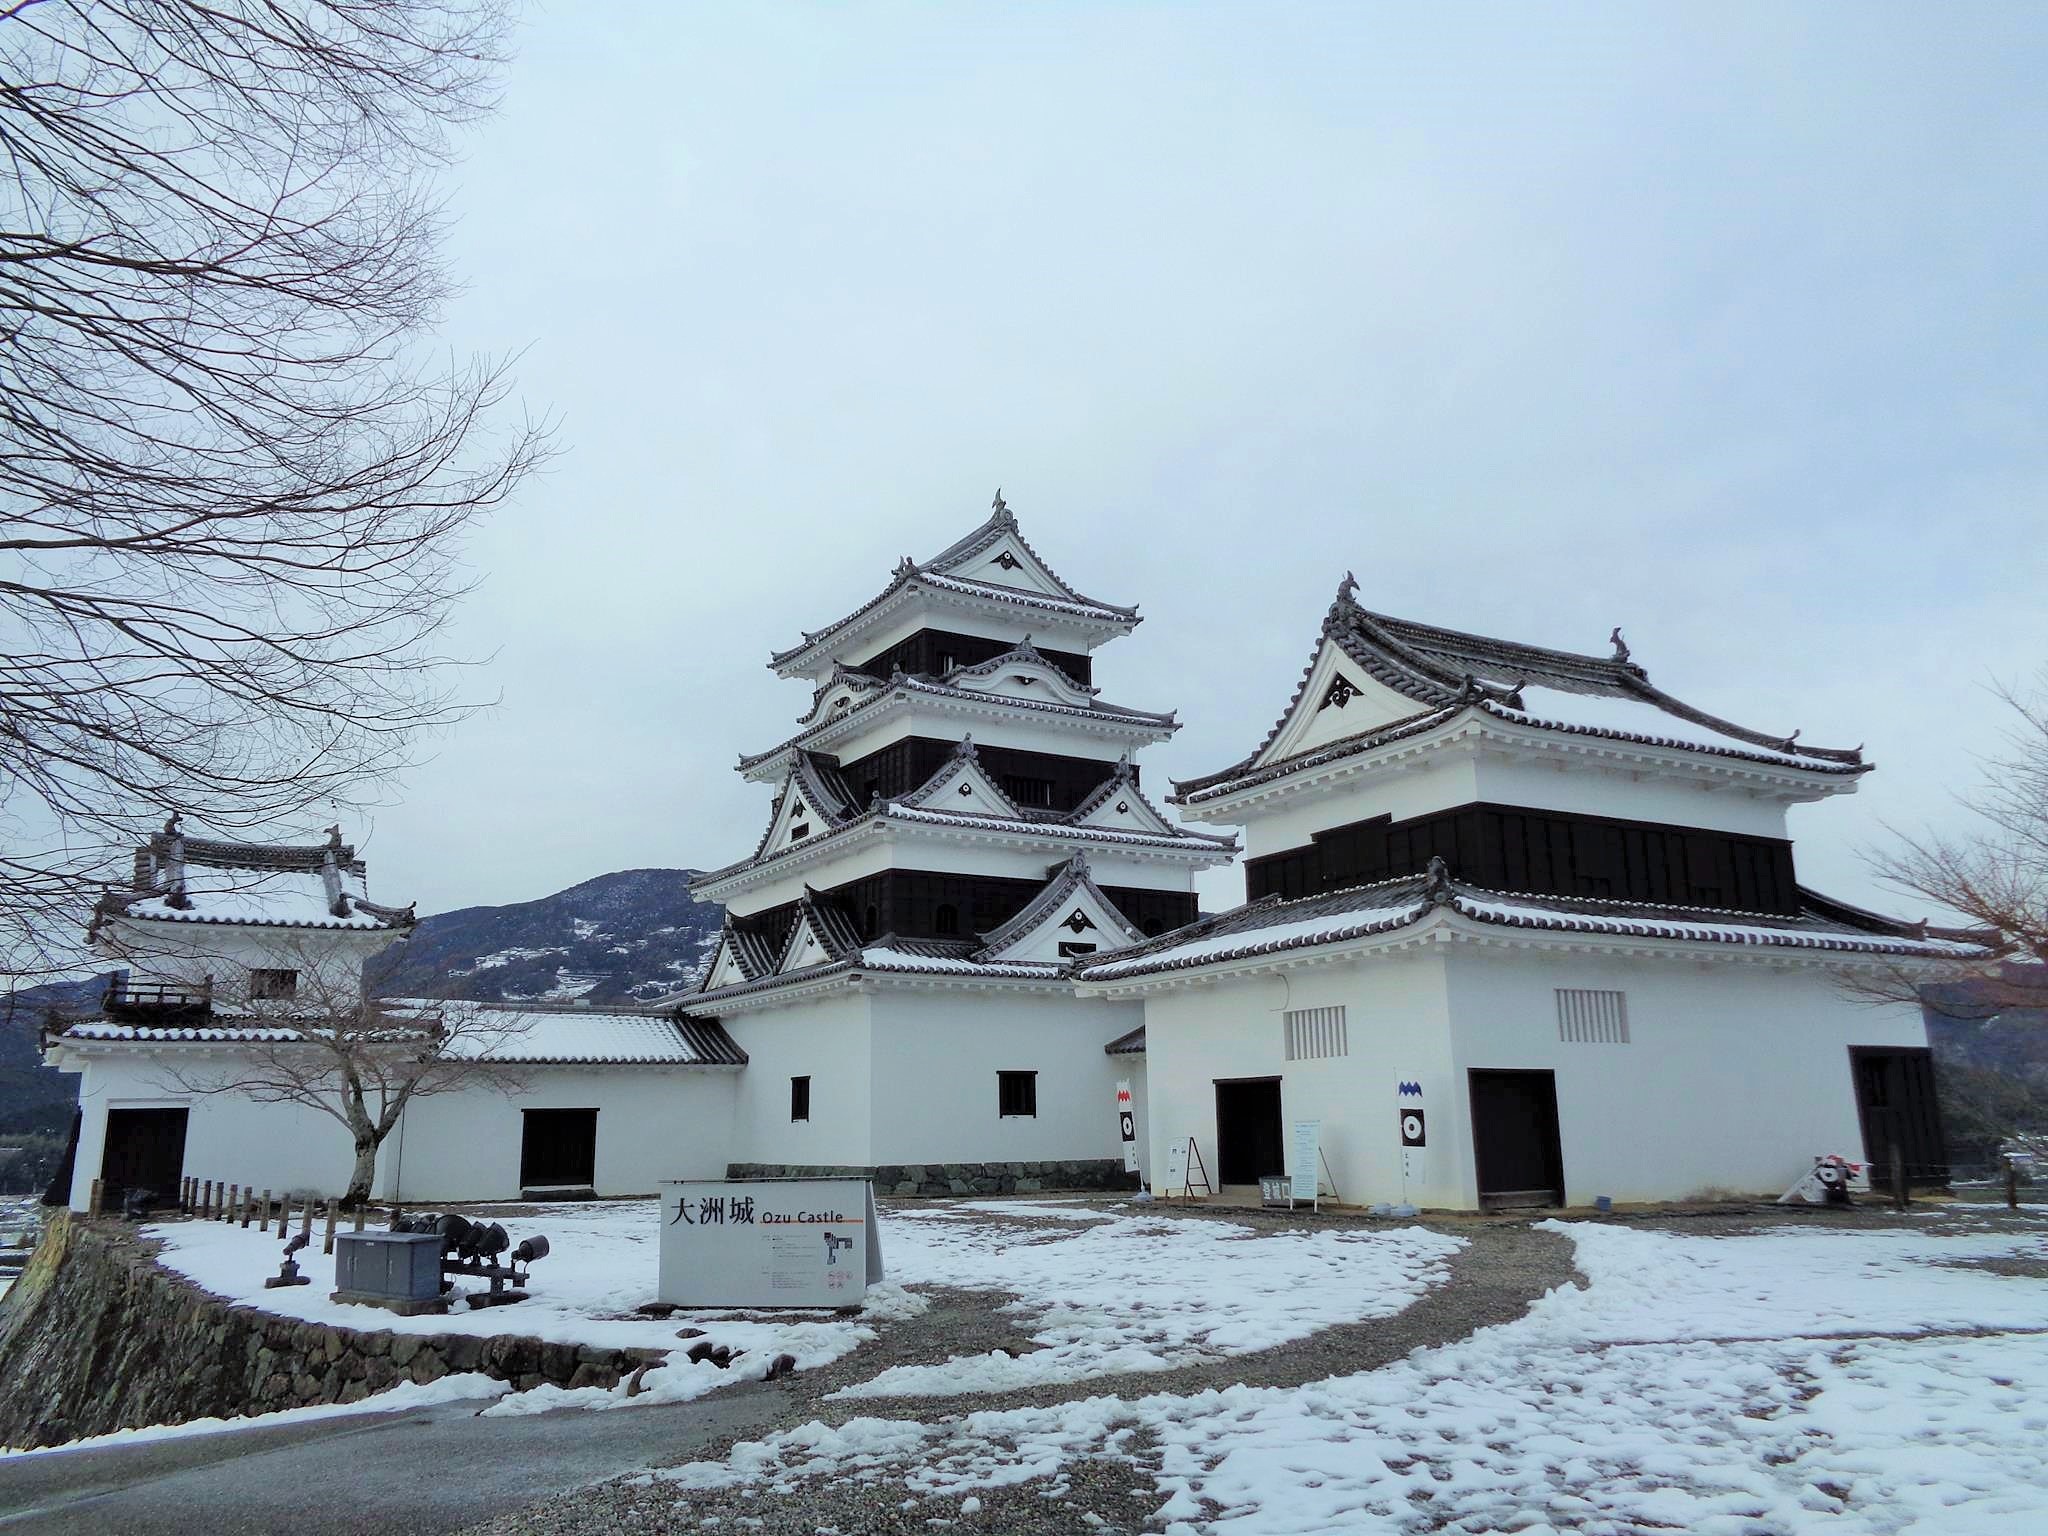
151;941;530;1205
1857;667;2048;1008
0;2;553;978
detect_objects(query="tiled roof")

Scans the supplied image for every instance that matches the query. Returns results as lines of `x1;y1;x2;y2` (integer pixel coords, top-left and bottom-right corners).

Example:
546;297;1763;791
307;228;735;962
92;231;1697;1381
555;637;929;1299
1104;1024;1146;1055
739;667;1178;776
63;1002;747;1067
1076;867;1983;981
97;822;414;934
769;501;1139;672
1174;581;1867;799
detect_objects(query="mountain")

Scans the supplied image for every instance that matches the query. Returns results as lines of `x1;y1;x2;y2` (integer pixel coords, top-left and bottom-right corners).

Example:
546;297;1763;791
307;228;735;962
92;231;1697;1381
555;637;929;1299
2;976;108;1137
366;867;724;1008
1920;966;2048;1169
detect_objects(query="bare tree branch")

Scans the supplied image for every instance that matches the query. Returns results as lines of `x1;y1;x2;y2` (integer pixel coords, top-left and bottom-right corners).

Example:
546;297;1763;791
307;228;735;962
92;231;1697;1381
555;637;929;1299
0;2;554;979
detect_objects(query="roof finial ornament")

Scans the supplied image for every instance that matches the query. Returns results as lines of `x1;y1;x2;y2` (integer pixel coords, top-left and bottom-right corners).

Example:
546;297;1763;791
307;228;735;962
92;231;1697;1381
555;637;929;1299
1778;729;1801;751
162;809;182;837
1338;570;1359;602
324;823;343;849
1609;626;1630;663
893;555;917;580
991;487;1010;521
1422;854;1454;904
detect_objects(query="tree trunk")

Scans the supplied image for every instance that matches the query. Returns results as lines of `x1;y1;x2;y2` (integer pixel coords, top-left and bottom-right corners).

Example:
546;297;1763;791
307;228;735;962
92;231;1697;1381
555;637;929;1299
343;1135;381;1210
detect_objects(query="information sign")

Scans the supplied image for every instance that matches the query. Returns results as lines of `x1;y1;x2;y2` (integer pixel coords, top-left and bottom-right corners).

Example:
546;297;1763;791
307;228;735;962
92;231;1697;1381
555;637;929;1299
658;1178;881;1308
1165;1136;1188;1193
1290;1120;1322;1205
1116;1079;1139;1173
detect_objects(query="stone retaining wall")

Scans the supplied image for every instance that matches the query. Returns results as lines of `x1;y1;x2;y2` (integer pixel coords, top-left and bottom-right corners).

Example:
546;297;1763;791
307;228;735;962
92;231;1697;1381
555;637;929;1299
0;1214;666;1450
727;1158;1134;1196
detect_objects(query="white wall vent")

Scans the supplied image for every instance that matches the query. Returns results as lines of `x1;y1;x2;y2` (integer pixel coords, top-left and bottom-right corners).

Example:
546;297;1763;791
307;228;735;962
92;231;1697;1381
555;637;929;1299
1284;1005;1348;1061
1556;988;1630;1044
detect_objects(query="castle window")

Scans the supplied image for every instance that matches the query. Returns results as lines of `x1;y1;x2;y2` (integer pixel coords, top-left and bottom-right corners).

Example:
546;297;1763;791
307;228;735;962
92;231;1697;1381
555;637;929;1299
1057;941;1096;959
791;1075;811;1121
1284;1005;1348;1060
998;1070;1038;1118
934;904;959;936
248;968;298;1001
1003;775;1055;808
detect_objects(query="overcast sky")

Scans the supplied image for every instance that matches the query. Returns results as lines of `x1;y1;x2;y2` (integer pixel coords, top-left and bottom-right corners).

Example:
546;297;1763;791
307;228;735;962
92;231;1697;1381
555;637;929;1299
349;3;2046;922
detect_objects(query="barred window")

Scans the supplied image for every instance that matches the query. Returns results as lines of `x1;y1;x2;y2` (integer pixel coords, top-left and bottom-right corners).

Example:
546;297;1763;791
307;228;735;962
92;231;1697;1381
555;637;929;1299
1556;988;1629;1044
1284;1005;1348;1061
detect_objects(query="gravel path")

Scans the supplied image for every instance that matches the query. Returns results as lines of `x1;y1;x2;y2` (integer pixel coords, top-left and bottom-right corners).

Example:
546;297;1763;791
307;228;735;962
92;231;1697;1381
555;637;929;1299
481;1217;1579;1536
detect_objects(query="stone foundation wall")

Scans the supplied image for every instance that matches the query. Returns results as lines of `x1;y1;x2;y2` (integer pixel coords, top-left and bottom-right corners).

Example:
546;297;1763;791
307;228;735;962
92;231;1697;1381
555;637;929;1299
726;1159;1136;1197
0;1215;666;1450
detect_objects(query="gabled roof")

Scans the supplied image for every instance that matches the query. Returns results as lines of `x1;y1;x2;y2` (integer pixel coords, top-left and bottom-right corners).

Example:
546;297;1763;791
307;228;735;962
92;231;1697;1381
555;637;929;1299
1104;1024;1147;1055
738;666;1178;779
773;887;866;973
1075;862;1984;983
93;819;415;935
745;752;865;863
1173;579;1870;800
697;741;1235;897
974;851;1145;961
769;496;1140;674
945;637;1098;700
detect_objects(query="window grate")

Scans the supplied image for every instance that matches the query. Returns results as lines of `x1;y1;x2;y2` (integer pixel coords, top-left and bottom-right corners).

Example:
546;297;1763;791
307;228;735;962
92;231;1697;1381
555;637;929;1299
1284;1005;1348;1061
998;1070;1038;1117
1556;988;1629;1044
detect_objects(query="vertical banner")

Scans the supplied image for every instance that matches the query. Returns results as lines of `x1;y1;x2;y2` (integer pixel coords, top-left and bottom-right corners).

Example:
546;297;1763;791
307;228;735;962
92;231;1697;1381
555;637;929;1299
1289;1119;1322;1207
1115;1080;1139;1173
1397;1080;1427;1196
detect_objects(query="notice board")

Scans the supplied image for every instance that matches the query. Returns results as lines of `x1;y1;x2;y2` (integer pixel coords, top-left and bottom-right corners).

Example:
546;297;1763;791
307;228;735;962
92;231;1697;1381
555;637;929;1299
657;1178;882;1308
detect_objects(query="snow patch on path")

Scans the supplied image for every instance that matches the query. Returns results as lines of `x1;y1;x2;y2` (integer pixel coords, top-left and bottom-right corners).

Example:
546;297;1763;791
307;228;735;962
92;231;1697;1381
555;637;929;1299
836;1209;1462;1398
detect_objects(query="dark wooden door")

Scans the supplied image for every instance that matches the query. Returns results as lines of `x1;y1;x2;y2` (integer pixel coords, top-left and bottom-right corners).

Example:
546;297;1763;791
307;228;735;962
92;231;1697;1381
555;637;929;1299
520;1108;598;1189
1468;1070;1564;1208
100;1108;188;1205
1214;1078;1283;1184
1850;1047;1948;1190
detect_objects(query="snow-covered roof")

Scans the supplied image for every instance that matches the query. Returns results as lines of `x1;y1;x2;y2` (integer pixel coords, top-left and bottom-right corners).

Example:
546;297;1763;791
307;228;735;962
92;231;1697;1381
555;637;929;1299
1076;865;1984;982
384;1001;747;1065
94;821;415;934
62;1002;746;1067
769;497;1140;674
697;743;1233;896
1174;581;1869;802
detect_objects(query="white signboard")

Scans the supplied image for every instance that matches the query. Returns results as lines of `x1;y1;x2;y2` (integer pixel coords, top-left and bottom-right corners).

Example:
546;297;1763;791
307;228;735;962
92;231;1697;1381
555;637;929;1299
658;1179;881;1308
1116;1079;1139;1173
1165;1136;1188;1193
1290;1120;1322;1204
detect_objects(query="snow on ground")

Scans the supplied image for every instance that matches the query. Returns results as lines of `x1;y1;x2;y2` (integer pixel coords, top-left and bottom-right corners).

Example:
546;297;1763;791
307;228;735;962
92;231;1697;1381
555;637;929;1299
842;1201;1461;1397
1;1374;510;1458
148;1199;898;1398
660;1220;2048;1534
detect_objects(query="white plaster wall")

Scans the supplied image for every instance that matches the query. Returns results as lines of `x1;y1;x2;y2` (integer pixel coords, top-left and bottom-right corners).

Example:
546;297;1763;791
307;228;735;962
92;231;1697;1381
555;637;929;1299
64;1049;357;1209
1226;738;1799;863
723;991;876;1168
862;987;1139;1170
1442;948;1930;1204
1133;951;1460;1205
98;918;400;1008
381;1069;739;1202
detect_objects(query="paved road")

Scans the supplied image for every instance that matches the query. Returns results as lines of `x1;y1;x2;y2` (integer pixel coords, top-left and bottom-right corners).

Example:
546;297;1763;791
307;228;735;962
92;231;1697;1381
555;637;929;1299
0;1385;784;1536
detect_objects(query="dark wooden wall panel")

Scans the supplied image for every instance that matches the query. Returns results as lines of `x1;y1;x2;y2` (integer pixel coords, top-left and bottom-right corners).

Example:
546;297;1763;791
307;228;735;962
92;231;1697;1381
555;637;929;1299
1245;802;1798;913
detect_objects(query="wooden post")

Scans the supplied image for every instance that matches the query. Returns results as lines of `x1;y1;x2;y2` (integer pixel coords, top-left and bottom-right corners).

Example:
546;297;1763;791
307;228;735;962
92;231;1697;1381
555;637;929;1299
279;1192;292;1240
240;1186;254;1228
2006;1159;2021;1211
200;1179;212;1218
88;1178;103;1218
323;1199;338;1255
1891;1144;1908;1212
226;1183;238;1223
352;1204;365;1233
299;1200;313;1245
259;1189;272;1234
184;1177;195;1213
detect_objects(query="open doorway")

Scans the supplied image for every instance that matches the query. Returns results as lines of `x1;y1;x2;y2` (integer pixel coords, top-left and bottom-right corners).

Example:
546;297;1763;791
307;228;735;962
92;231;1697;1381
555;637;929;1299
1849;1047;1948;1191
520;1107;598;1193
101;1107;188;1207
1468;1069;1564;1208
1214;1077;1283;1186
